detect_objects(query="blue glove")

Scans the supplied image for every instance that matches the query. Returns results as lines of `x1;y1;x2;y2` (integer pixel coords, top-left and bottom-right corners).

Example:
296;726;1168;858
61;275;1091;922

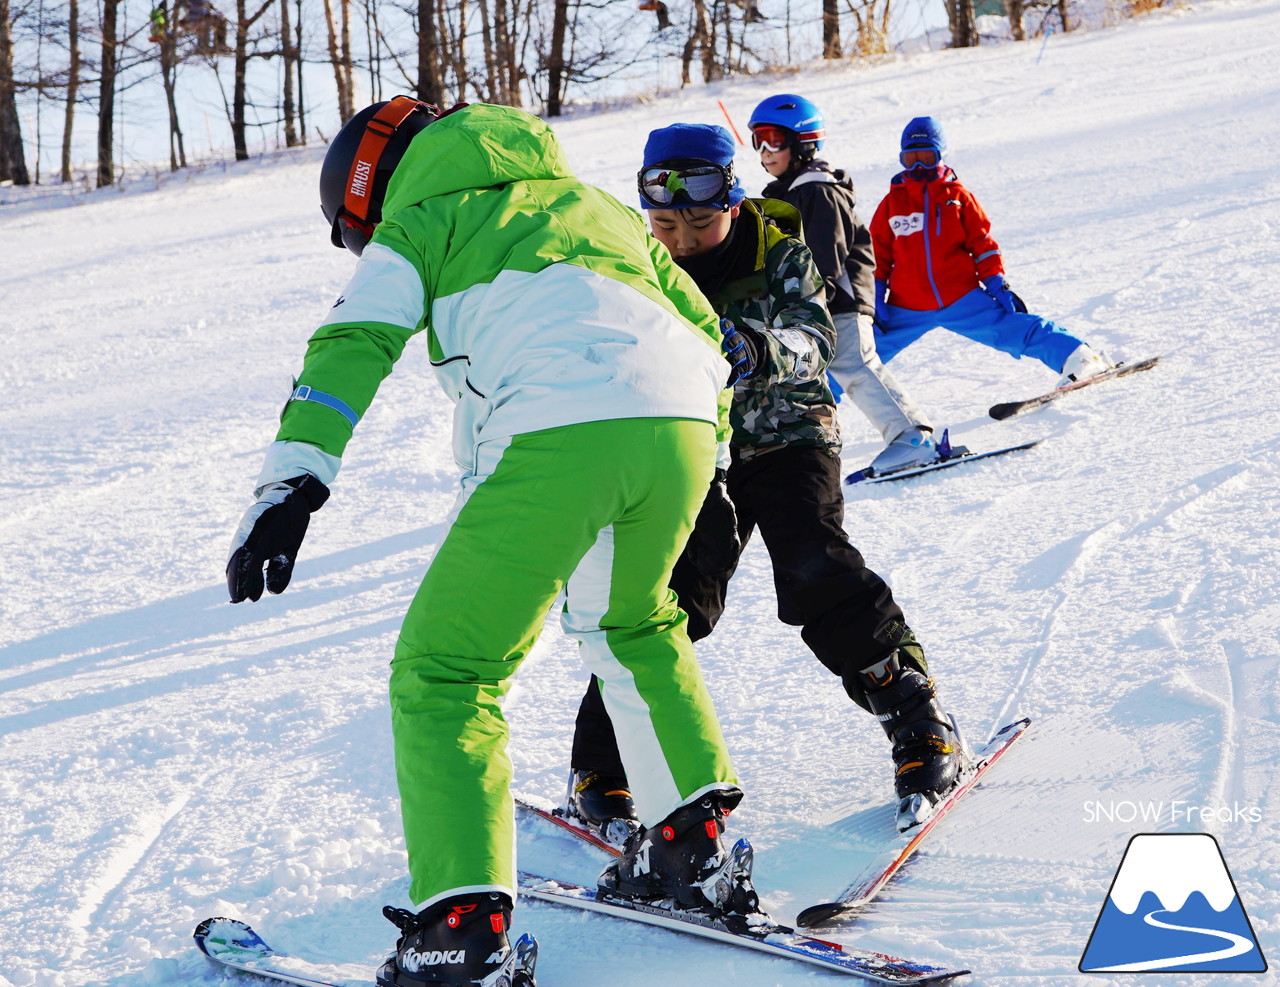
874;279;890;328
719;318;764;385
982;274;1027;315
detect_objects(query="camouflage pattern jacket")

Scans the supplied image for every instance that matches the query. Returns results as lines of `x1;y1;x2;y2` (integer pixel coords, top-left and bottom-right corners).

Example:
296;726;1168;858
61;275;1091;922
685;198;840;459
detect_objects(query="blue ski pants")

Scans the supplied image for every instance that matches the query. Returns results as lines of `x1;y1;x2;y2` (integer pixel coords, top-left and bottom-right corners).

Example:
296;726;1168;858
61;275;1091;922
875;287;1084;373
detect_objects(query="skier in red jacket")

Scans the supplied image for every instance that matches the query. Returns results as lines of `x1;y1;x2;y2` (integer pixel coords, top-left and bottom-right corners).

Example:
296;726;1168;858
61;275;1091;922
870;117;1112;385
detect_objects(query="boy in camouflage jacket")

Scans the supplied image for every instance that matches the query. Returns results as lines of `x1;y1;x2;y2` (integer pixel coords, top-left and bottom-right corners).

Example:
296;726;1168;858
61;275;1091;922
568;123;965;841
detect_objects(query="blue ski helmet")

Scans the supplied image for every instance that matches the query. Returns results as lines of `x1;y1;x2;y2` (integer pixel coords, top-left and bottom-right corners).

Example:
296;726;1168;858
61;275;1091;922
748;94;826;150
900;116;947;155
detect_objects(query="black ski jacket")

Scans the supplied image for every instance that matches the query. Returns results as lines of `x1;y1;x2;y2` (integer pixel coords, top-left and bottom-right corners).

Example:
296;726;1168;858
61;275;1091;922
762;160;876;318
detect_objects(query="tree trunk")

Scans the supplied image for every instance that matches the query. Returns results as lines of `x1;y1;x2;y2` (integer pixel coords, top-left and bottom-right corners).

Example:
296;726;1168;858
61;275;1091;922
1057;0;1070;31
681;0;712;86
323;0;354;120
96;0;120;187
158;3;187;170
295;0;306;140
503;0;523;105
454;0;468;100
281;0;299;145
701;0;718;81
822;0;841;58
232;0;276;160
61;0;80;182
545;0;569;116
476;0;497;102
1005;0;1024;39
0;0;29;184
416;0;442;105
233;0;250;159
948;0;977;47
340;0;353;108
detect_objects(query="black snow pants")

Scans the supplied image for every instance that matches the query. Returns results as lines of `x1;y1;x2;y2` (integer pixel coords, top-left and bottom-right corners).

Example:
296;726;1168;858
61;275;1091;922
570;442;924;778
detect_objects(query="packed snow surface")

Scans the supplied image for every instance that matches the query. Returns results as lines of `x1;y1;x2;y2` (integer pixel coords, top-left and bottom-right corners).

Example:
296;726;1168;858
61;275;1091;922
3;1;1278;983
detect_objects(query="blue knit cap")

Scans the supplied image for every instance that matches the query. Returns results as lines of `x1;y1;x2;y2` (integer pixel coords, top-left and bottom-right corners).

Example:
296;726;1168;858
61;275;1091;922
900;116;947;155
639;123;745;210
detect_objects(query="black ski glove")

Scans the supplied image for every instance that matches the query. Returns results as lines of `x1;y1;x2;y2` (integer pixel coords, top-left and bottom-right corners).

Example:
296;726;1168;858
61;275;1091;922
684;468;740;576
226;473;330;603
719;319;766;385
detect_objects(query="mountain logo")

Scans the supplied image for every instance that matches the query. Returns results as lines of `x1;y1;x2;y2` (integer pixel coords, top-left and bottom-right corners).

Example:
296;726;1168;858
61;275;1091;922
1080;833;1267;973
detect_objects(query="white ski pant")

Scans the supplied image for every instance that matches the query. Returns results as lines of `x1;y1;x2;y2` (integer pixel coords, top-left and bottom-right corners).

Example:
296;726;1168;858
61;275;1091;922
829;311;932;443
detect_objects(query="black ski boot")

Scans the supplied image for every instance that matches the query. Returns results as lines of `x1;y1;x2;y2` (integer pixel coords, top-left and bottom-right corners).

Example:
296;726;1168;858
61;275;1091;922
597;787;762;920
562;769;641;848
376;892;537;987
859;650;966;831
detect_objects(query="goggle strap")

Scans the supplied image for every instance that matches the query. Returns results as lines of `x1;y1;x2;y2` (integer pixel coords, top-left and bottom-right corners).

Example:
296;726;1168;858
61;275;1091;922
342;96;432;227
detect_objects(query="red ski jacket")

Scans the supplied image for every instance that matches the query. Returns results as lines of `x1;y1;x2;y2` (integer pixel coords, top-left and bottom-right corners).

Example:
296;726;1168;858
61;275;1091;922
869;168;1004;311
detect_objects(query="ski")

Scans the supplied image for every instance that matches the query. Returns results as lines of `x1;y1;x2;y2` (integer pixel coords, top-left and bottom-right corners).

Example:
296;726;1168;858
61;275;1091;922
194;916;372;987
846;434;1042;485
193;916;537;987
518;868;968;984
514;793;622;856
988;356;1160;420
796;718;1031;928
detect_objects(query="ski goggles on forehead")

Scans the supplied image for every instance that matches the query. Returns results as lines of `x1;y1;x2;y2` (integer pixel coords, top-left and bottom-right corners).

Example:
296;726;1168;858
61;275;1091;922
751;125;792;152
900;148;940;169
637;160;733;208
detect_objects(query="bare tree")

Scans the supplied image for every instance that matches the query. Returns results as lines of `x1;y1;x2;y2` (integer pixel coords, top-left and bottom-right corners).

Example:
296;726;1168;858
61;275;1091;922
0;0;30;184
545;0;568;114
231;0;276;160
59;0;79;181
680;0;714;85
280;0;299;144
322;0;353;120
1006;0;1025;40
822;0;840;58
495;0;522;105
416;0;442;105
151;0;188;170
96;0;121;186
948;0;977;47
843;0;892;57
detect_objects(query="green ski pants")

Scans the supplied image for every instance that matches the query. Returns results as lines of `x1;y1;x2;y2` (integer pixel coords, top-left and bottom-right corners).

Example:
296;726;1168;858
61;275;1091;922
389;417;738;908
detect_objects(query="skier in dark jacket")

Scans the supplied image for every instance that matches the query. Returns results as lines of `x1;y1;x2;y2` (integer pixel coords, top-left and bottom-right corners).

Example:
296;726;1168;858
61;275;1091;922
566;123;965;845
749;94;939;476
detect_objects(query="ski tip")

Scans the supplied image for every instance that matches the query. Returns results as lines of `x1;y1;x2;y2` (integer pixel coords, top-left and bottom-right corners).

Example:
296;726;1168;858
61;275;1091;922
844;468;871;485
794;901;850;928
193;916;270;958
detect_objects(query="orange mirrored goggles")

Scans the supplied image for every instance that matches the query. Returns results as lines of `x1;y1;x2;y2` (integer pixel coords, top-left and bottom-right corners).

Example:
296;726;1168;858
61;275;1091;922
751;125;793;153
900;148;940;169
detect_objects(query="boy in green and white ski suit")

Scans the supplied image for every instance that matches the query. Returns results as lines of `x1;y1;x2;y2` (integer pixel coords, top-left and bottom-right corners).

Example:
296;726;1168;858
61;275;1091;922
227;103;741;925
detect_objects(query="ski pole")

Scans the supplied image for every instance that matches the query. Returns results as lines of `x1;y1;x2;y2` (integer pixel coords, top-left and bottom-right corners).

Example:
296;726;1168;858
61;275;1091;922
717;99;745;146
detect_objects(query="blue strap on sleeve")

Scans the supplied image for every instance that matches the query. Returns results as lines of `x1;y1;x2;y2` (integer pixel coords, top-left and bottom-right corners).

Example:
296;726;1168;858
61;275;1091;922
288;385;360;428
975;249;1001;263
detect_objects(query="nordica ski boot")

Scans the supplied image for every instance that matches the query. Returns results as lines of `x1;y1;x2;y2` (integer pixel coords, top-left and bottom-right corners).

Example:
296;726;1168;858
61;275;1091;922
597;788;765;925
859;651;967;832
561;769;641;849
376;892;537;987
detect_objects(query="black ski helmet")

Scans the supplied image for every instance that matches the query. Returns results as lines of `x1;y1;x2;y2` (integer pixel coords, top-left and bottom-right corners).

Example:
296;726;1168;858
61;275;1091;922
319;95;439;255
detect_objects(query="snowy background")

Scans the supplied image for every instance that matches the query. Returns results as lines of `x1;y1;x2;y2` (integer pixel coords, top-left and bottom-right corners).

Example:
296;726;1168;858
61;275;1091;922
3;0;1278;983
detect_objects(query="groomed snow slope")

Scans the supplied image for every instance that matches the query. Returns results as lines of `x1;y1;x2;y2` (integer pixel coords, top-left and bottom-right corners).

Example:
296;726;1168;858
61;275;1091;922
2;1;1278;983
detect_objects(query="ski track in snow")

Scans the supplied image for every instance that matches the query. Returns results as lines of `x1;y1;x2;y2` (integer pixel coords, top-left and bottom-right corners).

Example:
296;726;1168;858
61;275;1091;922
4;1;1280;983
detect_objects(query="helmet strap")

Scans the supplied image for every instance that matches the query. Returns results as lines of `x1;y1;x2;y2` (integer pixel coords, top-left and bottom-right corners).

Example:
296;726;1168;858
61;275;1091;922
341;95;435;236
